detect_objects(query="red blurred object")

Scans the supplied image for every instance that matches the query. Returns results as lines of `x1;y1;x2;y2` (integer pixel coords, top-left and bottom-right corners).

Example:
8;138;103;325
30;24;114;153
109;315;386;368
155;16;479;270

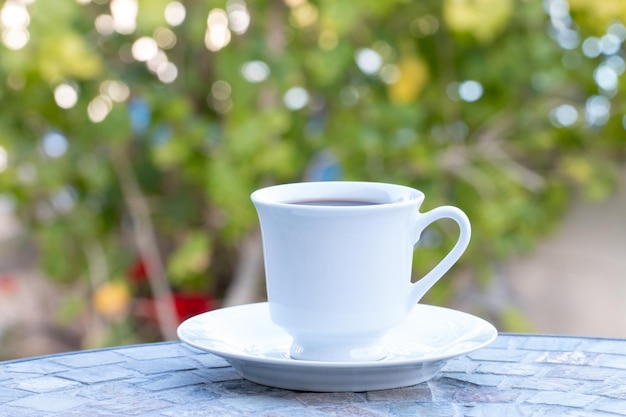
173;293;217;322
129;258;217;325
128;259;148;283
134;292;217;325
0;275;17;294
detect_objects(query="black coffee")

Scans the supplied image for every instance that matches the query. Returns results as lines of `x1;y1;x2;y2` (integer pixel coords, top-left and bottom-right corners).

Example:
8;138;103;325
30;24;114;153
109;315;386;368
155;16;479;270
287;199;382;206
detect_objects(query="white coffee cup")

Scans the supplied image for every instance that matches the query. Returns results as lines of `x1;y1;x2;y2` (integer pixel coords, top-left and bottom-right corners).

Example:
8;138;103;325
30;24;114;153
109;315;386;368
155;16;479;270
251;181;471;362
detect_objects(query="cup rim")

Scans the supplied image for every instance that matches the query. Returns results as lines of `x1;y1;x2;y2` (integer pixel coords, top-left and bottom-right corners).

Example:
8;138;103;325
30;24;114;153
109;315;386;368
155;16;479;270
250;181;424;209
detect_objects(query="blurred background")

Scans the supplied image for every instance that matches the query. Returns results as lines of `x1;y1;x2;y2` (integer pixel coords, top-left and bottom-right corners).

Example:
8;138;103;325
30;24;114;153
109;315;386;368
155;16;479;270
0;0;625;360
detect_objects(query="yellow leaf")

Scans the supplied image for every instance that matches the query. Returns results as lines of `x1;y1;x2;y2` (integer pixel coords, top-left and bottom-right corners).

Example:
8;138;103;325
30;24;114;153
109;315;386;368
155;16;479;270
93;281;131;319
388;57;429;104
560;156;592;184
38;33;103;81
443;0;513;43
569;0;626;34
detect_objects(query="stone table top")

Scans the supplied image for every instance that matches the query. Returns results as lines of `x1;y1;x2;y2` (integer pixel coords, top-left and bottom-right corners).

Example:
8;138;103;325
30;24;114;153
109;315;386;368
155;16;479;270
1;333;626;416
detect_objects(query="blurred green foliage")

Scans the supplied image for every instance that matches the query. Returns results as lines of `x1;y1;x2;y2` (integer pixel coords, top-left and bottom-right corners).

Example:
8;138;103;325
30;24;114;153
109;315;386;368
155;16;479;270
0;0;625;346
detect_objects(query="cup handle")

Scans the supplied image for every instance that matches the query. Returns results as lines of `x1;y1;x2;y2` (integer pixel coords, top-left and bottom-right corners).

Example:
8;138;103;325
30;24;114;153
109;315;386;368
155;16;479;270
408;206;471;308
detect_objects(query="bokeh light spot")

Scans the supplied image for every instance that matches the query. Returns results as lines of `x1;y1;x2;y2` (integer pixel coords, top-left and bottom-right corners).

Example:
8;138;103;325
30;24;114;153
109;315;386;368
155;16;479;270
241;61;270;83
146;50;168;73
41;132;69;158
157;61;178;83
458;80;483;102
0;146;8;173
550;104;578;127
131;37;158;62
165;1;186;26
54;83;79;109
110;0;137;35
556;28;579;50
2;28;29;50
582;37;601;58
95;14;115;35
100;80;130;102
380;64;400;84
87;95;113;123
608;22;626;41
446;82;460;100
154;27;177;49
355;48;382;75
284;87;309;110
605;55;626;74
594;65;618;92
211;80;232;100
227;0;250;34
205;9;231;51
1;1;30;29
585;95;610;126
600;34;621;56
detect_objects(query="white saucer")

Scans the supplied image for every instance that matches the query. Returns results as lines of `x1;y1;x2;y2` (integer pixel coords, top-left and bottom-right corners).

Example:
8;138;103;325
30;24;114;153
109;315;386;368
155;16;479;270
177;302;497;392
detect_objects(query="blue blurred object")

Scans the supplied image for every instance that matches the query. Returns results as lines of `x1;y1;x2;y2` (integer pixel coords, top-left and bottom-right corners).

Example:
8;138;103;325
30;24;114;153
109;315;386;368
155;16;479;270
150;123;172;146
205;123;223;146
305;150;343;181
128;98;151;135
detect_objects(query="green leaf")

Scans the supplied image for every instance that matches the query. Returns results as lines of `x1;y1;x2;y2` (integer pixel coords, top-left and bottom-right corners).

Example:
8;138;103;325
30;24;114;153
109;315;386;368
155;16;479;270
167;232;212;285
56;294;87;325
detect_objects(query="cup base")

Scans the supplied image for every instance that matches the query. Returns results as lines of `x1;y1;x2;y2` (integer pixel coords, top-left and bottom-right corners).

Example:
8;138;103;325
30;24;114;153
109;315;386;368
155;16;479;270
289;338;386;362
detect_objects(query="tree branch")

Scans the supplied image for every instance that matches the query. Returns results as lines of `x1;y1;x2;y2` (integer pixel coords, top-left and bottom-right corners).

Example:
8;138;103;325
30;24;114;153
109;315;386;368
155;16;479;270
109;146;178;340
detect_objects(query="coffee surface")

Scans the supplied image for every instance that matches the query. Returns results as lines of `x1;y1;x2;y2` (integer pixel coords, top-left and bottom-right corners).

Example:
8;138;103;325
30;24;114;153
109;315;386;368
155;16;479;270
286;199;382;206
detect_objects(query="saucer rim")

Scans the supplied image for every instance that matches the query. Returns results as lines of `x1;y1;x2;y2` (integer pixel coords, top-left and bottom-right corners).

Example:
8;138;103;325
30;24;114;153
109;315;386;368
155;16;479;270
177;302;498;368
